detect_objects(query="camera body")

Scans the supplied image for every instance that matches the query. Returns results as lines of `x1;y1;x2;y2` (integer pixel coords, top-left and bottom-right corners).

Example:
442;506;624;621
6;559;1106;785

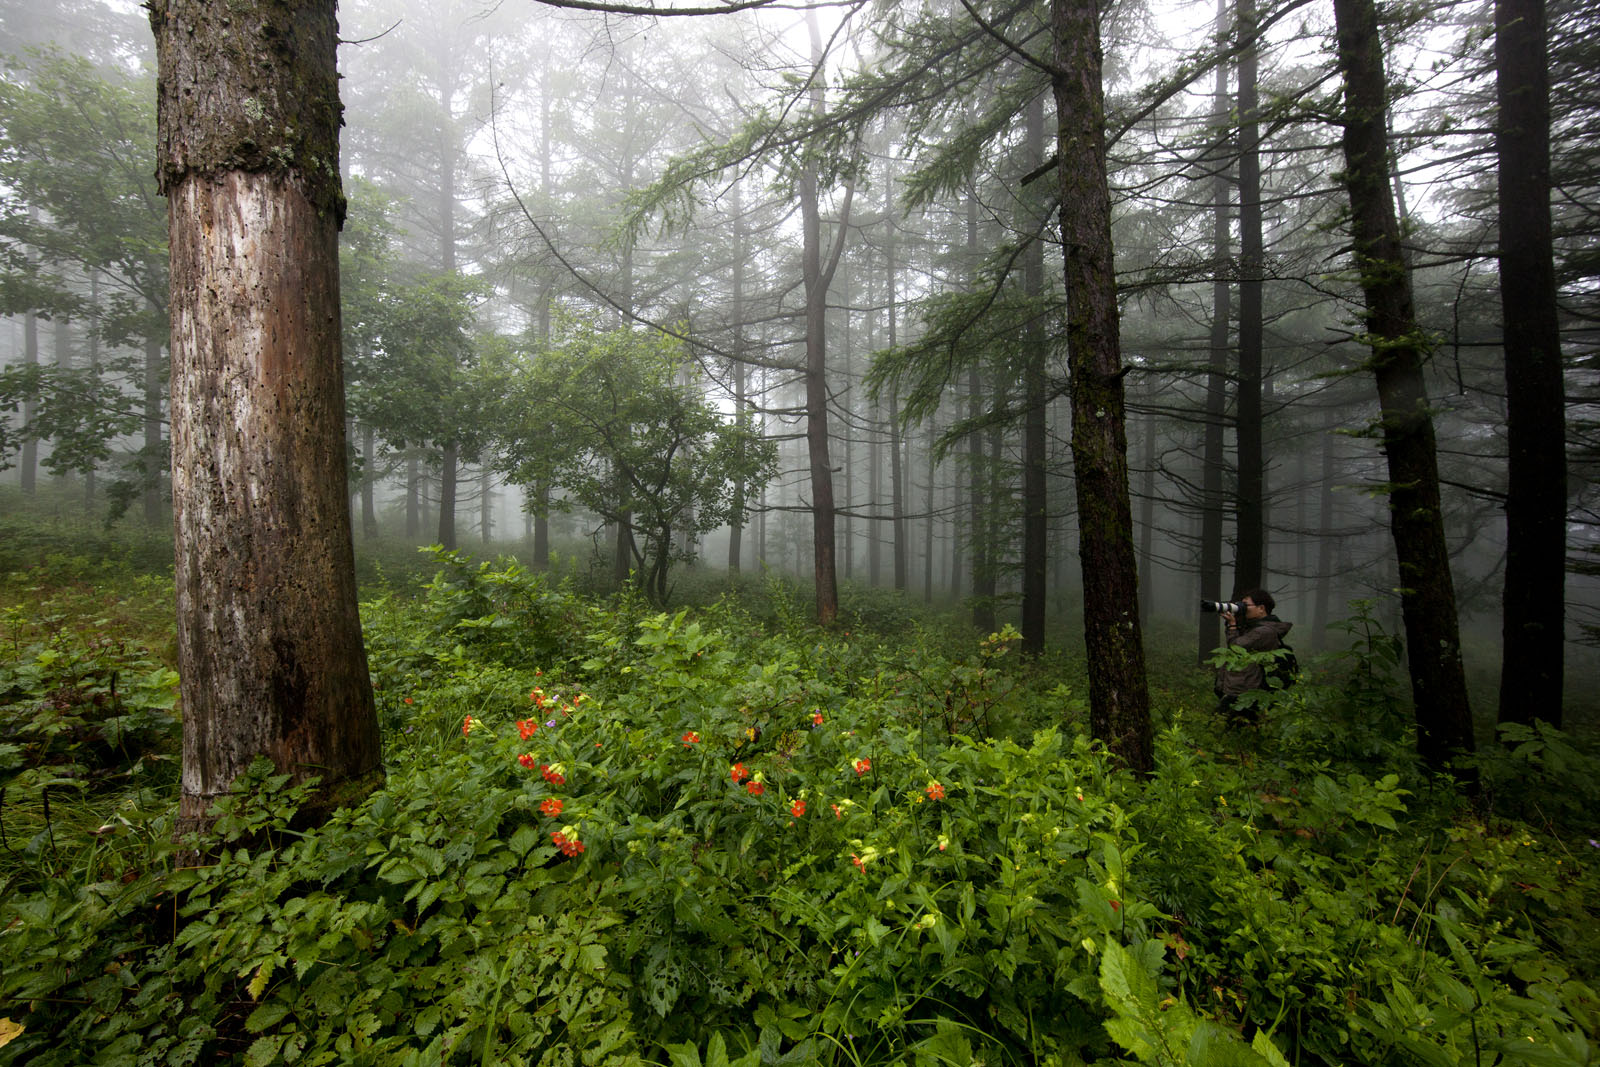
1200;600;1246;615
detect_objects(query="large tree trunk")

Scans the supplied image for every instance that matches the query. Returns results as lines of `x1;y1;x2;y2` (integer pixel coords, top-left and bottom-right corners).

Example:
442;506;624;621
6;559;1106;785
1052;0;1152;773
153;0;382;830
1332;0;1475;771
1496;0;1566;728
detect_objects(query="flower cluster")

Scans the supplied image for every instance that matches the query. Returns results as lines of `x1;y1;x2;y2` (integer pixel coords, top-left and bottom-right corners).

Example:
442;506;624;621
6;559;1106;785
541;763;567;786
517;719;539;740
551;829;585;856
462;716;482;737
518;753;536;770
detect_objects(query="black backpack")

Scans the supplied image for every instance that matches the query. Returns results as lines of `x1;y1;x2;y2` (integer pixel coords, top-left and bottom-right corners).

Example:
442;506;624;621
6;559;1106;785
1267;642;1299;690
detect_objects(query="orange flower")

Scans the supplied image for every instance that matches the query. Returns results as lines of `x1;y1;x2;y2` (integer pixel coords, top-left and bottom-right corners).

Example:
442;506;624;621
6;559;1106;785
540;797;564;818
541;763;566;786
682;731;700;747
811;711;824;726
518;754;536;770
925;781;946;801
517;719;538;740
747;780;766;797
854;757;872;776
790;799;806;817
403;697;414;705
730;762;750;784
551;830;584;856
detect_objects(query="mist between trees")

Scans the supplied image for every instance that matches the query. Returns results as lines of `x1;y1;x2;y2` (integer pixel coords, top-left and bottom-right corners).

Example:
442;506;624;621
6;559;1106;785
2;0;1597;763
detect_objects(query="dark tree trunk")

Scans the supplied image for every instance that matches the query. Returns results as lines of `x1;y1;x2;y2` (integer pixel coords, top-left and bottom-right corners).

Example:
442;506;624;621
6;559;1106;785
1199;0;1231;664
924;421;936;603
1052;0;1152;773
152;0;382;830
532;483;551;571
1234;0;1265;592
361;423;378;538
1022;91;1050;655
143;335;165;525
20;311;37;494
438;440;458;549
1313;410;1338;649
1332;0;1475;771
1496;0;1566;727
406;451;421;538
969;365;996;633
728;186;748;574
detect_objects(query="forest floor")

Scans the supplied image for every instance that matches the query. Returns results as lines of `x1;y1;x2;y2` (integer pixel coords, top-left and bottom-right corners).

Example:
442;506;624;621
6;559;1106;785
2;494;1598;1065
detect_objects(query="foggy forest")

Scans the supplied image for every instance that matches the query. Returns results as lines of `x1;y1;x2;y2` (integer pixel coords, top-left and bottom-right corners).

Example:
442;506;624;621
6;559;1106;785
2;0;1599;1063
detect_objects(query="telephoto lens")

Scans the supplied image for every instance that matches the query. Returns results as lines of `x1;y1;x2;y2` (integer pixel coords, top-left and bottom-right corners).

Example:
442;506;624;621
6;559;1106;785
1200;600;1245;615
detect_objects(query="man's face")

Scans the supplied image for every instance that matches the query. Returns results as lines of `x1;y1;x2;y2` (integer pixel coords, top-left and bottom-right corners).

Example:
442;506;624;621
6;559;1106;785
1242;597;1268;621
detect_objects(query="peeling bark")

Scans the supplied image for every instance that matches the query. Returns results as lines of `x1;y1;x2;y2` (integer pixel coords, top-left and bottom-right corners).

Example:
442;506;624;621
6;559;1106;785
154;0;382;830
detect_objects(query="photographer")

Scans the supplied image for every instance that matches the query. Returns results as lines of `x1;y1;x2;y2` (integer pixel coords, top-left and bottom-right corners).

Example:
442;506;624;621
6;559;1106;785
1213;588;1292;724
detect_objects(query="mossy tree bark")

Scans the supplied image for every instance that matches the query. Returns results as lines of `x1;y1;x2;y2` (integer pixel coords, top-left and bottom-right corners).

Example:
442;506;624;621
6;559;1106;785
152;0;383;830
1331;0;1475;771
1052;0;1153;773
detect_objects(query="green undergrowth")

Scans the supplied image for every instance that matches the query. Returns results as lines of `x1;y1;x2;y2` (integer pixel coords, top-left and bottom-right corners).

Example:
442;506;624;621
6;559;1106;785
1;550;1596;1065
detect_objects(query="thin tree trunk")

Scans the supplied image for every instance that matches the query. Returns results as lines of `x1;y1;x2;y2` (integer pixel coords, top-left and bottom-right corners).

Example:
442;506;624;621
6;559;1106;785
20;311;38;494
153;0;381;830
1496;0;1566;727
361;423;378;539
1021;93;1050;655
1199;0;1231;664
1234;0;1265;591
143;334;164;524
1332;0;1475;771
1053;0;1152;772
438;441;458;550
884;167;909;592
406;451;420;538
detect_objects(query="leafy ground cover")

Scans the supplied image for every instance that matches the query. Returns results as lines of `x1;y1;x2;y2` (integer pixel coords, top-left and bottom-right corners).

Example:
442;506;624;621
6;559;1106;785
2;542;1597;1066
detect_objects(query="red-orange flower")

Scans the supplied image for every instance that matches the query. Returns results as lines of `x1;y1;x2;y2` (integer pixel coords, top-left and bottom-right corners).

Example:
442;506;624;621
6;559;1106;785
682;731;700;747
854;757;872;776
551;830;585;856
540;797;564;817
790;799;806;817
517;719;539;740
403;697;414;705
925;781;946;801
518;753;536;770
541;764;566;786
730;762;750;784
747;779;766;797
811;711;824;726
462;716;476;737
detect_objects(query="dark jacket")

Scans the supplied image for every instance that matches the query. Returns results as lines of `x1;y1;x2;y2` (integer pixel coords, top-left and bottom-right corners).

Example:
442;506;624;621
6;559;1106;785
1215;615;1293;698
